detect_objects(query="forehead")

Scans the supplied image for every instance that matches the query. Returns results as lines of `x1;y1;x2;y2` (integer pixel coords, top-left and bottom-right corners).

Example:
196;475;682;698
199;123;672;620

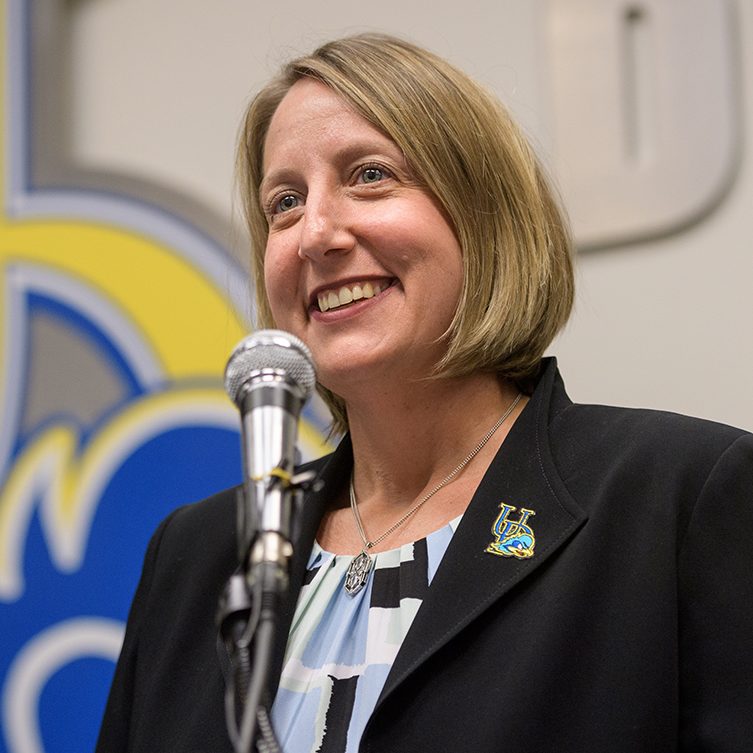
262;78;393;172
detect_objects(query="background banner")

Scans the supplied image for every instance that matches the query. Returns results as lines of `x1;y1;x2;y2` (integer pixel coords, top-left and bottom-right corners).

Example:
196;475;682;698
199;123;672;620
0;1;330;750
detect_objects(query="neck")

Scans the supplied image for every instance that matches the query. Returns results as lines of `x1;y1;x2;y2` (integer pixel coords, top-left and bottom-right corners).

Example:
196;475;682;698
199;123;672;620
342;371;524;508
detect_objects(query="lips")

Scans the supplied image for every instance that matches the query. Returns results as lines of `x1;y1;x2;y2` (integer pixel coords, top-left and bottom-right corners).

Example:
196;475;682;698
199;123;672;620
313;279;394;313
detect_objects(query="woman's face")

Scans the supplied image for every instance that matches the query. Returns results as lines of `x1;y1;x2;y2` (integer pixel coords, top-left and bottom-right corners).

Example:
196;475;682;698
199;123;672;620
261;78;464;396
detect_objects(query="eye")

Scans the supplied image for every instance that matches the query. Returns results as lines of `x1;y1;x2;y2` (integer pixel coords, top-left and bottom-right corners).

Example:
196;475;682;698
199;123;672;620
357;165;390;185
274;194;300;213
264;191;303;226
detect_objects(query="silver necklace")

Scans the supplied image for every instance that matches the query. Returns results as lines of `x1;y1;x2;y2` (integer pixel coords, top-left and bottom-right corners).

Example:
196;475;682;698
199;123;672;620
343;393;523;595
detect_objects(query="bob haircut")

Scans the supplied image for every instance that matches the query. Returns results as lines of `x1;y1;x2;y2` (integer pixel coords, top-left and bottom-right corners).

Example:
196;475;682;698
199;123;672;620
237;33;574;434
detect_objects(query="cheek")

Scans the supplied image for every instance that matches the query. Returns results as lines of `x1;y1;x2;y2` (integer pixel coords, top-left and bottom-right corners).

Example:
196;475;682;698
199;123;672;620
263;244;299;325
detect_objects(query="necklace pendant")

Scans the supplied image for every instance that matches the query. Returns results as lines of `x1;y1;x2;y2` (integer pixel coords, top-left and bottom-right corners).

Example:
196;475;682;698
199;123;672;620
344;550;372;596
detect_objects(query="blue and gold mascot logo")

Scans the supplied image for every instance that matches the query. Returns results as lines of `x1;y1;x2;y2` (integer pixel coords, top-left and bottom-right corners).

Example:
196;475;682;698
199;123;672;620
486;503;536;559
0;2;333;752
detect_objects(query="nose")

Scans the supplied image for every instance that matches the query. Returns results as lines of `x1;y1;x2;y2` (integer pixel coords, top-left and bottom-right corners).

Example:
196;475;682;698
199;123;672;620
297;190;355;262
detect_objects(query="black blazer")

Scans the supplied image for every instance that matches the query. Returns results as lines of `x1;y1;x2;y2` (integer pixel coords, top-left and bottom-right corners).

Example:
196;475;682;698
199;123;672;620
96;359;753;752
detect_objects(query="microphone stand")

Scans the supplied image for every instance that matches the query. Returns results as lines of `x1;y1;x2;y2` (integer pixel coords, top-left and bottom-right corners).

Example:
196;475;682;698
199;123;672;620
217;464;317;753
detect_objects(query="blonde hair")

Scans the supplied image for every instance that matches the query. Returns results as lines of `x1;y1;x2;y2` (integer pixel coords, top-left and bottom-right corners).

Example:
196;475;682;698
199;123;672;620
237;33;574;434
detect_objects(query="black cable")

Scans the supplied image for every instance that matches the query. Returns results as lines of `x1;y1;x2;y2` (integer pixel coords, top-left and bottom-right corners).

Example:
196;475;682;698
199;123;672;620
255;706;281;753
236;613;277;752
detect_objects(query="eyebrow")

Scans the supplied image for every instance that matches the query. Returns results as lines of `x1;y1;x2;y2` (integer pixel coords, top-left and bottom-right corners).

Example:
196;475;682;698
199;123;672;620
259;168;298;200
259;137;405;197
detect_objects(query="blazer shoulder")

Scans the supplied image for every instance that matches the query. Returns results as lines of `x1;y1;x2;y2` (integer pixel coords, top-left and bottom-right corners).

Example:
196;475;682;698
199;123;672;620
553;401;748;451
155;450;336;543
159;485;239;540
548;401;750;486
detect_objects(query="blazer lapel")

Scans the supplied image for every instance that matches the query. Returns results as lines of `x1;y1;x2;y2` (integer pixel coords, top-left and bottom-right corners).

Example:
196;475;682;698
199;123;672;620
378;360;587;703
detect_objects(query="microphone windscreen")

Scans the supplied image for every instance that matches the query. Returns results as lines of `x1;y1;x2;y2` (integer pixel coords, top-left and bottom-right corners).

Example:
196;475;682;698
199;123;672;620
224;330;316;406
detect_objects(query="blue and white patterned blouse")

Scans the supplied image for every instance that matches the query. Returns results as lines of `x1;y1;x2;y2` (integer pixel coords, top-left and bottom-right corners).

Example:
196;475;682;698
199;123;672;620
271;516;462;753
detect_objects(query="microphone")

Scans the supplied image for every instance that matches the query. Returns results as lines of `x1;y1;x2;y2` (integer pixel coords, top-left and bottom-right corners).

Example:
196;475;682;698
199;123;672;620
221;329;316;752
224;329;316;589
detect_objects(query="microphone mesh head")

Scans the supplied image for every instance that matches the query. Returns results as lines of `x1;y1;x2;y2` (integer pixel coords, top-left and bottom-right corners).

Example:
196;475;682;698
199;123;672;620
224;330;316;406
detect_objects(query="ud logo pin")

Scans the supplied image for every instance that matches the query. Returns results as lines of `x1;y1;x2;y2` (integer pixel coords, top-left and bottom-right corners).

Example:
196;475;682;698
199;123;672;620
486;503;536;559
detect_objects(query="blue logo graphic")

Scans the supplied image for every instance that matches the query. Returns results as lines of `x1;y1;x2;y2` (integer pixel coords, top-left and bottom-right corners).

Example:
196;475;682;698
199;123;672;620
485;503;536;559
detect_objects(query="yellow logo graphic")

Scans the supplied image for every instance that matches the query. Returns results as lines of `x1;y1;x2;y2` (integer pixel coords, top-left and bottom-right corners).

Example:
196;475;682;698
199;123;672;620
0;140;249;599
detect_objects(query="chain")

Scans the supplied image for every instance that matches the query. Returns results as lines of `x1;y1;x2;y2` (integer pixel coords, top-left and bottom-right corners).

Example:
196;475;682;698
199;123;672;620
349;392;523;550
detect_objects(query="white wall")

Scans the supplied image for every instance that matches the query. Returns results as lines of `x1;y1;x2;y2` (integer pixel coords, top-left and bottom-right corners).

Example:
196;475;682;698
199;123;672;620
60;0;753;430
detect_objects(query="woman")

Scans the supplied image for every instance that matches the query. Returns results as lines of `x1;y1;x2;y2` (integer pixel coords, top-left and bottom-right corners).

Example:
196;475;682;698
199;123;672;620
97;34;753;753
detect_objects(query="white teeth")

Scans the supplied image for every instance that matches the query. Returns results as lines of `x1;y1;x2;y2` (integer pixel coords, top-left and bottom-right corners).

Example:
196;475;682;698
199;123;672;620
315;281;389;312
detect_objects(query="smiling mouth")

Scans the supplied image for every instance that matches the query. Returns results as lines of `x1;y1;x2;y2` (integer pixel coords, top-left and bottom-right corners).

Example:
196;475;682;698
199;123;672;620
315;279;394;313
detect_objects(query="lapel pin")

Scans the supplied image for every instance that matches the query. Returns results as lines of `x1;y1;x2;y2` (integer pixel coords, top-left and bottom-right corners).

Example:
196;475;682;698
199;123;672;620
486;503;536;559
